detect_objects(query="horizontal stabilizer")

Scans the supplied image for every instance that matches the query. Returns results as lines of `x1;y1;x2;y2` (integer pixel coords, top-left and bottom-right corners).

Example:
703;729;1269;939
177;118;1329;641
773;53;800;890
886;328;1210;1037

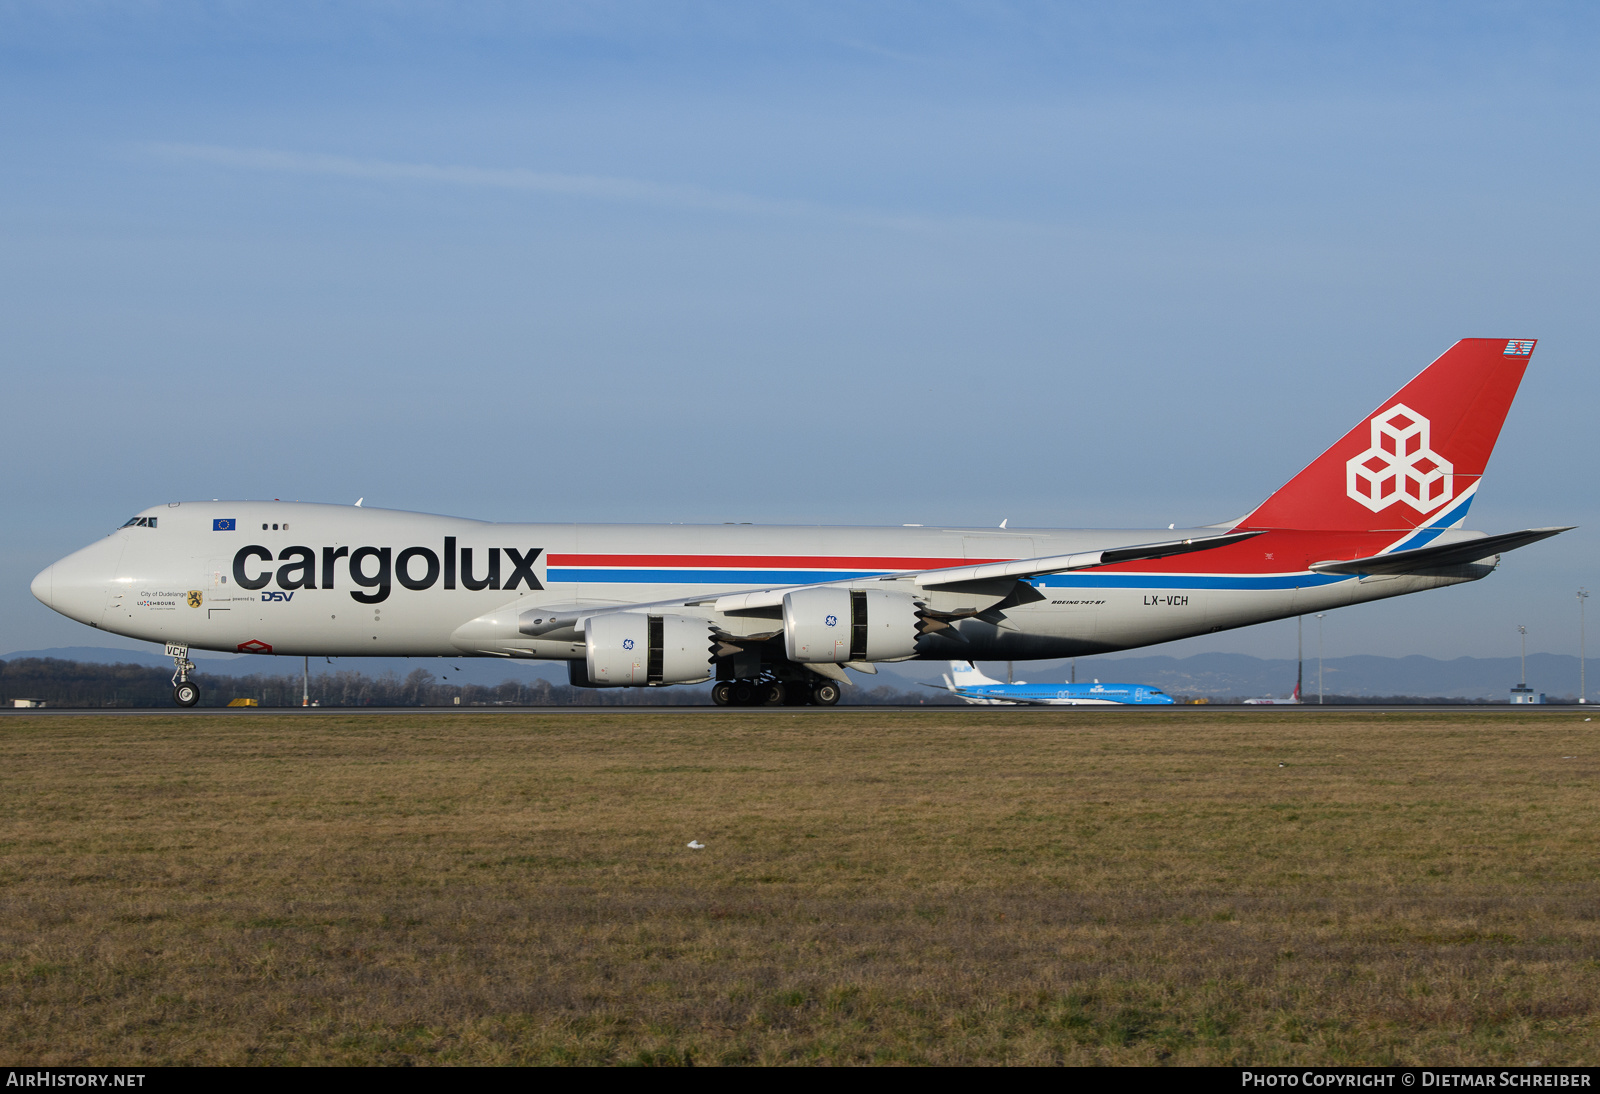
1310;527;1572;576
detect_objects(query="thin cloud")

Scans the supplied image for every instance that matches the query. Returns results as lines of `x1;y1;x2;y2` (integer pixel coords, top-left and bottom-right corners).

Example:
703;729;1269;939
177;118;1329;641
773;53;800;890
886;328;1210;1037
146;143;940;231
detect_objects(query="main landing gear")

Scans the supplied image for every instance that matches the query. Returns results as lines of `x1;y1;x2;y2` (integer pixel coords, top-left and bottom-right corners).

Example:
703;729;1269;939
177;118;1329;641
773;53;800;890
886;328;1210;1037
712;677;841;707
167;642;199;707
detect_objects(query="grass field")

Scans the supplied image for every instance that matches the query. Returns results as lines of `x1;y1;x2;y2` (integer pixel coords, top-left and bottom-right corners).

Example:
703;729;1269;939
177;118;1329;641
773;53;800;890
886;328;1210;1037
1;709;1597;1066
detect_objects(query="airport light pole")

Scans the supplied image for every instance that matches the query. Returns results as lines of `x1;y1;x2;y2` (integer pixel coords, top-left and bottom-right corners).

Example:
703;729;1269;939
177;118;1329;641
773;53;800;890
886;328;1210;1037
303;655;310;708
1580;589;1589;704
1316;613;1326;705
1518;625;1527;690
1297;615;1304;702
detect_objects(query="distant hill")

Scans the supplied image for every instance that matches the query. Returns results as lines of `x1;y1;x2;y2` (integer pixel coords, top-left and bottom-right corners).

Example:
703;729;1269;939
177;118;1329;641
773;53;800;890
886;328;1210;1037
2;645;1587;701
1;646;568;688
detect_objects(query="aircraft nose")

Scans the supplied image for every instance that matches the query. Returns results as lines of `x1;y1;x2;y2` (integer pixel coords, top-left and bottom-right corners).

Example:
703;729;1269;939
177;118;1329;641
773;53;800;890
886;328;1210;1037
34;536;124;626
31;564;53;608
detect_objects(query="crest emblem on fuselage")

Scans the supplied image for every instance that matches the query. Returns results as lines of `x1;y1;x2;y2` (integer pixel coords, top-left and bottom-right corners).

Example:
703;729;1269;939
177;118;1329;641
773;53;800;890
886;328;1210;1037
1345;403;1453;514
186;590;203;608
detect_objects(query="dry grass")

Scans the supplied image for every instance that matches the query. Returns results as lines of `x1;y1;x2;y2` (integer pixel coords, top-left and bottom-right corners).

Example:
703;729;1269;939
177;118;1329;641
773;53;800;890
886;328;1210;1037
1;709;1597;1065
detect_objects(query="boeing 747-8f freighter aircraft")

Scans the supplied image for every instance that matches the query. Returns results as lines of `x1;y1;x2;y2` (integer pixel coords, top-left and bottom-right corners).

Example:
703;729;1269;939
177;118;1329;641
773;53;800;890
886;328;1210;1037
32;338;1569;707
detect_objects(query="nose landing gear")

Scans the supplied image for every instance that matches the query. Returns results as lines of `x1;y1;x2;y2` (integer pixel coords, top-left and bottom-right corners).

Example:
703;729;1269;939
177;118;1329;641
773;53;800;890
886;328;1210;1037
167;642;199;707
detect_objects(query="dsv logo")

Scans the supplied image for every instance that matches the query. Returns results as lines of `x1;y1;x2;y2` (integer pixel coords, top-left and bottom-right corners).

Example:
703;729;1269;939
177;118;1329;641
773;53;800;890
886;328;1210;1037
233;537;543;604
261;591;296;602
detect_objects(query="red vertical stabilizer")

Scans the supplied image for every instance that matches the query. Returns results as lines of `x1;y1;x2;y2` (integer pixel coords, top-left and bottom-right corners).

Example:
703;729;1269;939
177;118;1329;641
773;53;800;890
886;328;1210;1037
1238;339;1534;532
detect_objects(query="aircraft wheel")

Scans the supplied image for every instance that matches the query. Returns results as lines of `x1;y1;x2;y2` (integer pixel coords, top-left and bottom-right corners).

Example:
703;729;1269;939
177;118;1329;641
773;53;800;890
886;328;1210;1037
173;682;200;708
811;681;841;706
730;680;757;706
759;681;786;706
711;681;733;706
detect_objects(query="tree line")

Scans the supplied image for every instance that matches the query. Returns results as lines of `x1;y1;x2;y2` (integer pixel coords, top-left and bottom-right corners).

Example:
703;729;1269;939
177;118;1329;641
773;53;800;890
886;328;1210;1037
0;658;952;708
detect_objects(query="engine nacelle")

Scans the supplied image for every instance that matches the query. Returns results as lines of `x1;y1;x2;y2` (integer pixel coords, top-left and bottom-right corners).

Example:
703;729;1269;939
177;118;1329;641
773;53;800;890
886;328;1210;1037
783;588;921;664
584;612;713;686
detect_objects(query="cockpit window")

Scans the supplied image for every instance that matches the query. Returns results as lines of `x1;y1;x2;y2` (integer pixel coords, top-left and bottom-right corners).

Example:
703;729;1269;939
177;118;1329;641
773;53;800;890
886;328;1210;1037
120;517;157;529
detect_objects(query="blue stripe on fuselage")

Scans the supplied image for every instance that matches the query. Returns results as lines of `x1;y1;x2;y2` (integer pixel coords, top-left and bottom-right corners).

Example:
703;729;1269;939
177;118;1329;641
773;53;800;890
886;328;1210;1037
1382;489;1476;554
547;567;1356;591
1031;572;1350;591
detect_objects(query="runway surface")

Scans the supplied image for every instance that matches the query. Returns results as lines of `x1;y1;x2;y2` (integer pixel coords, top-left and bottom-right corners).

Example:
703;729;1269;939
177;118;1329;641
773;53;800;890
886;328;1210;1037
5;696;1597;1064
2;704;1590;716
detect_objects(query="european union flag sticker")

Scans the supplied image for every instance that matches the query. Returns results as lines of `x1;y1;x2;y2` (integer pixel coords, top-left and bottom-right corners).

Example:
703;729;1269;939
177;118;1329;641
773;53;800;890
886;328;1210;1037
213;518;236;531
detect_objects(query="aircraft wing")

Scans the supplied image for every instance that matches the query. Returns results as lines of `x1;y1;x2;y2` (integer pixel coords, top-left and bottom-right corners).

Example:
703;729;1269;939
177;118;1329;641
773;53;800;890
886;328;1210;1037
521;529;1263;638
1309;527;1573;576
910;530;1262;588
706;530;1262;613
917;681;1031;704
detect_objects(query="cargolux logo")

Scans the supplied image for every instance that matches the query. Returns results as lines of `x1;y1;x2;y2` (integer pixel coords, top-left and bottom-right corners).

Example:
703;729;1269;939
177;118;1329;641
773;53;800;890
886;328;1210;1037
1346;403;1453;514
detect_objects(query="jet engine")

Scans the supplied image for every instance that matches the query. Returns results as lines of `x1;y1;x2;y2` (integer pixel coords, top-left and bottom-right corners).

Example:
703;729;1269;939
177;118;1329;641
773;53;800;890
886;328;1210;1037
782;588;922;664
583;612;714;686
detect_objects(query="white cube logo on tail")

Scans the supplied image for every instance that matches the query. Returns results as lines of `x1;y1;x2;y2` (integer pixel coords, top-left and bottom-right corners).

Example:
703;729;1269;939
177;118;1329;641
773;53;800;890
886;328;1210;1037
1345;403;1453;514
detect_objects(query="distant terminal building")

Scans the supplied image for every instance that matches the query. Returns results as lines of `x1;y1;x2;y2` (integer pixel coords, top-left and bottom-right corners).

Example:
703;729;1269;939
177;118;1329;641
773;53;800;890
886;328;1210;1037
1510;685;1545;704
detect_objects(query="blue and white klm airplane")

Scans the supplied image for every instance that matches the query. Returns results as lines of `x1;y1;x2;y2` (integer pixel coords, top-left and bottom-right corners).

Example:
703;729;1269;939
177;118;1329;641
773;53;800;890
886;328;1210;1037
30;338;1569;708
937;661;1176;706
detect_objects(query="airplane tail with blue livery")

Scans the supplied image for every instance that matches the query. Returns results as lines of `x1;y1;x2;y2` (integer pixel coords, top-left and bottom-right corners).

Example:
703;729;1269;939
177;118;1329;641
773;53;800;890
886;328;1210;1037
32;338;1571;707
946;661;1003;688
939;660;1011;705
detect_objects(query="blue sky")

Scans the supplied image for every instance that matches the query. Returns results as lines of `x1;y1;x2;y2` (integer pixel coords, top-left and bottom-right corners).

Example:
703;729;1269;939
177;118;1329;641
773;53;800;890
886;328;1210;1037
2;2;1596;662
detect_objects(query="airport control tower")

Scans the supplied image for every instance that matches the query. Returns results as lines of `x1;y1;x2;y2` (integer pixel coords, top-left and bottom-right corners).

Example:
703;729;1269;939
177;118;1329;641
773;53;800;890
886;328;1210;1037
1510;626;1544;703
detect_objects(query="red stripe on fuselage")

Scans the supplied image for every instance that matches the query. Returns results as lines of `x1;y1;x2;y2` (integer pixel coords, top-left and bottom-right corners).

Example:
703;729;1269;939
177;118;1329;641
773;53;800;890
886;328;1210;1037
552;532;1416;579
545;554;996;569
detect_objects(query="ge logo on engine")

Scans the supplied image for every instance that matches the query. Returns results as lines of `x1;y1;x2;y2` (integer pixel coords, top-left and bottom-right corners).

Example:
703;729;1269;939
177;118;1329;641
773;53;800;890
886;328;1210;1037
824;614;837;626
622;638;634;649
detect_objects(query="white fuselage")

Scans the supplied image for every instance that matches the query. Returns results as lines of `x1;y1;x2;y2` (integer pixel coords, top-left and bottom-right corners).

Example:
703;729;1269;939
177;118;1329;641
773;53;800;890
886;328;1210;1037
32;501;1485;664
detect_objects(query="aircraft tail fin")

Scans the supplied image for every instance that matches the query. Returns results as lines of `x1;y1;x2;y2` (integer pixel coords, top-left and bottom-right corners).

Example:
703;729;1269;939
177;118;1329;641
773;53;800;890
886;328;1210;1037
1238;339;1535;533
949;661;1002;688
